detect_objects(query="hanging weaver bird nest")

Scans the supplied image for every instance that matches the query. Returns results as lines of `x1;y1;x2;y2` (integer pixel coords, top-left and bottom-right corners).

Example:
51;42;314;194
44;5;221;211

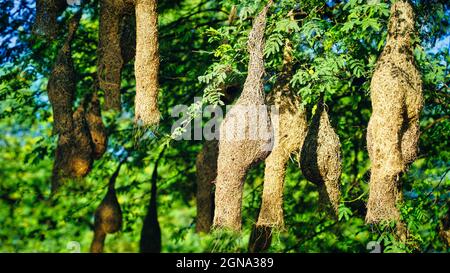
196;139;219;233
86;89;108;159
47;12;81;137
120;2;136;65
97;0;126;110
48;12;86;193
195;86;240;233
256;40;308;230
366;0;423;224
134;0;161;126
51;104;94;192
213;2;274;232
300;102;342;216
140;156;162;253
90;165;123;253
33;0;67;37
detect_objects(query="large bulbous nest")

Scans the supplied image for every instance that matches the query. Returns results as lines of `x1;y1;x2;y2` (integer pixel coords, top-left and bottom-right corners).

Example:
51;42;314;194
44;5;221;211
51;105;94;192
213;2;274;232
366;0;423;224
300;103;342;215
49;13;90;193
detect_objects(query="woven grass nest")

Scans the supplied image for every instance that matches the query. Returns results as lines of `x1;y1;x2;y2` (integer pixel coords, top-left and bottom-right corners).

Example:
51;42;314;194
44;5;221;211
97;0;126;110
257;41;308;230
213;2;274;232
90;165;123;253
134;0;161;126
300;102;342;216
366;0;423;224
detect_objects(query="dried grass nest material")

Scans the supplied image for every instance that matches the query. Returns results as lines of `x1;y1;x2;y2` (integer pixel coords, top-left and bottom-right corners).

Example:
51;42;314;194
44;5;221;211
256;42;308;230
49;12;90;193
51;104;94;192
196;139;219;233
195;86;240;233
47;12;81;137
366;0;423;224
213;2;274;232
86;90;108;159
90;164;123;253
33;0;67;37
300;103;342;216
98;0;126;110
134;0;161;126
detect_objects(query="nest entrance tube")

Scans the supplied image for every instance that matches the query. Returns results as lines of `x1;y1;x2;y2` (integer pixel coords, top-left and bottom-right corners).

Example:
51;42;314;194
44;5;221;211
300;102;342;215
97;0;126;110
366;0;423;224
134;0;161;126
213;2;274;232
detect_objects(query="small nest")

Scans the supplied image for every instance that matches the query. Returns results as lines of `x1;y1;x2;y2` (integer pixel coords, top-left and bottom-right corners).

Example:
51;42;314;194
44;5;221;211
98;0;125;110
90;171;123;253
366;0;423;224
33;0;67;37
213;3;274;232
140;158;161;253
196;140;219;233
86;90;108;159
134;0;161;126
300;103;342;216
256;41;308;229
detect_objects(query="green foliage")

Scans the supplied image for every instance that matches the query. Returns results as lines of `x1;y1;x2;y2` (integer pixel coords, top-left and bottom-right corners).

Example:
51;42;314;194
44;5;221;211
0;0;449;253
